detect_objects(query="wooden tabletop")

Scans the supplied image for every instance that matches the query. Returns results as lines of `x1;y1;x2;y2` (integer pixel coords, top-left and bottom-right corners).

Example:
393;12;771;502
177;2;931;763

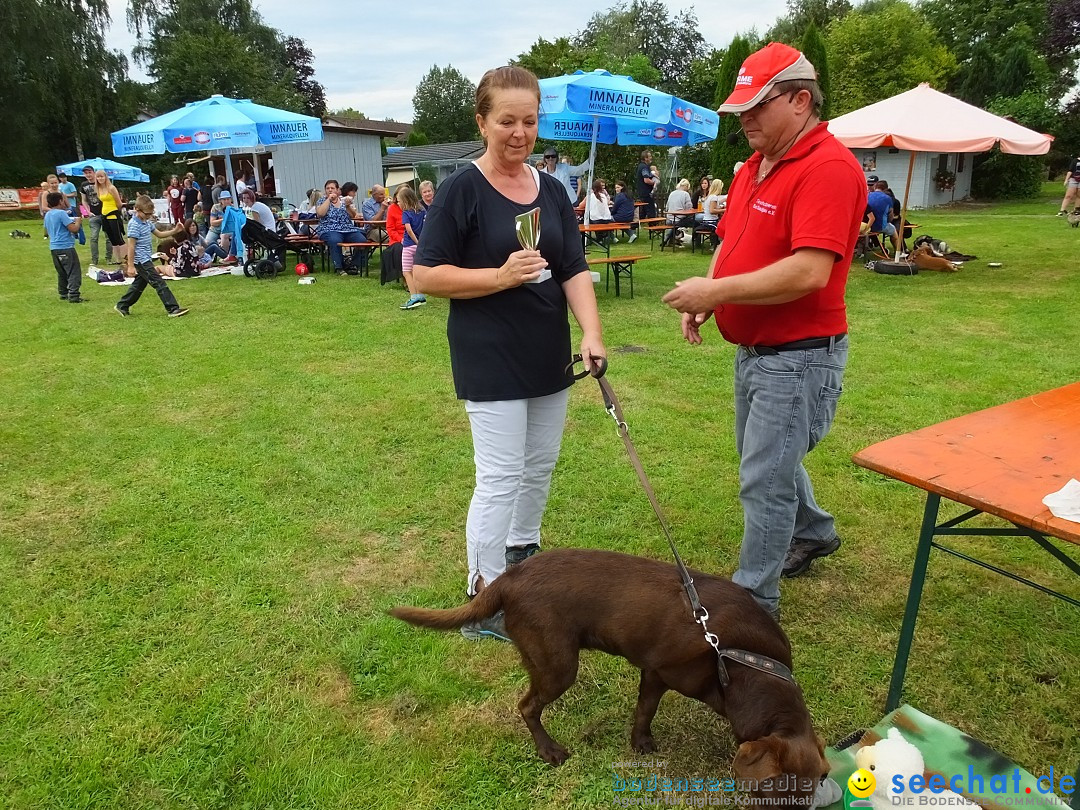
579;222;627;232
852;381;1080;544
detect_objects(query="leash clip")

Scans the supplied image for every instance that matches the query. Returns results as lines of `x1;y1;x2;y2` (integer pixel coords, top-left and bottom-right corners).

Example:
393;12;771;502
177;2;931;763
605;401;628;436
696;606;730;687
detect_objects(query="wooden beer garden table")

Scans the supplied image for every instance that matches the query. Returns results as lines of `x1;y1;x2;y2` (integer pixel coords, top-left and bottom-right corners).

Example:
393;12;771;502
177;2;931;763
852;381;1080;804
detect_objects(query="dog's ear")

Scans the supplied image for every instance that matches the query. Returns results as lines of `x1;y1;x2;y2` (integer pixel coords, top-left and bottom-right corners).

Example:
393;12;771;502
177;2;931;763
734;735;785;782
816;733;830;775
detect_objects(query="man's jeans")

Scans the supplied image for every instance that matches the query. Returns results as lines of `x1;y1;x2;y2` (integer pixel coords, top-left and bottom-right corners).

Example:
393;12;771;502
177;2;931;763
205;230;236;257
730;337;848;613
86;214;102;264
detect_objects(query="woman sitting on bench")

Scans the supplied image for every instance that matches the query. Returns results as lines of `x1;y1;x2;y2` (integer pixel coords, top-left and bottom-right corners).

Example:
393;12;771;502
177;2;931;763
611;180;637;243
697;178;726;227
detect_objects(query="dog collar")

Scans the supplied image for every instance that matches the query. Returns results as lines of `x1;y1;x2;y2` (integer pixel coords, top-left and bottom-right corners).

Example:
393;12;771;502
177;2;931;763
716;648;795;687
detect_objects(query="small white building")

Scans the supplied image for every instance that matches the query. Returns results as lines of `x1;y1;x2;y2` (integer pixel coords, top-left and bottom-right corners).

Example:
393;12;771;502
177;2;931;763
204;119;403;207
382;141;486;190
849;147;972;209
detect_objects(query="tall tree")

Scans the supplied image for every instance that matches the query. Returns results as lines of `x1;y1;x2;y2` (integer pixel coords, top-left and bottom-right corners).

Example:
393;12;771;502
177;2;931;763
127;0;308;113
681;48;727;110
921;0;1076;105
801;22;832;119
768;0;852;44
711;36;753;180
0;0;131;182
573;0;706;95
825;1;956;116
412;65;478;144
513;37;586;80
328;107;368;120
283;37;326;118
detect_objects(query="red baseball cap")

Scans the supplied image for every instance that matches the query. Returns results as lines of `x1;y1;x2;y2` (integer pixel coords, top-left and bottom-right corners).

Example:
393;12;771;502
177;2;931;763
717;43;817;114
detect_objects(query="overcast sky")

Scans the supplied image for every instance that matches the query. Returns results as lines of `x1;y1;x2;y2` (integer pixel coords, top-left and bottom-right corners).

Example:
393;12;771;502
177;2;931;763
105;0;790;121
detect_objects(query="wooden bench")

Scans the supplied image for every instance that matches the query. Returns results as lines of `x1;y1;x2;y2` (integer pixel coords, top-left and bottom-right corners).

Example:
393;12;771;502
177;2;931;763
643;224;674;250
338;241;381;276
691;226;719;254
586;253;649;298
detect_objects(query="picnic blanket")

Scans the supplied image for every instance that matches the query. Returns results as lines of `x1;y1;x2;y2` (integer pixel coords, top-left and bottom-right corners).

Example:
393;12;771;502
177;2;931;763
87;266;233;286
823;704;1071;809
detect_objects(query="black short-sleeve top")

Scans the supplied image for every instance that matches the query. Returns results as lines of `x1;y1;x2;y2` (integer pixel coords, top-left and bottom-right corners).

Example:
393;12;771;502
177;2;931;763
415;163;588;401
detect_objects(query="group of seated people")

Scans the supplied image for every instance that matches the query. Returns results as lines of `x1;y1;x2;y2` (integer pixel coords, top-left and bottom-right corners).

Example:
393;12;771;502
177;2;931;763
580;178;639;243
862;175;912;254
579;173;726;248
288;179;436;279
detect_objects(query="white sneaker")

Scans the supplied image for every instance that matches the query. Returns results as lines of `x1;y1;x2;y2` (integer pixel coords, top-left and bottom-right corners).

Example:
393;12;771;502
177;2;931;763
628;231;638;243
611;236;619;243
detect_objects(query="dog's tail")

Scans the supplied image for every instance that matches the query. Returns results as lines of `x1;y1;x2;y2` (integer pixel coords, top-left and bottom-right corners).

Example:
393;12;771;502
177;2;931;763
389;584;503;631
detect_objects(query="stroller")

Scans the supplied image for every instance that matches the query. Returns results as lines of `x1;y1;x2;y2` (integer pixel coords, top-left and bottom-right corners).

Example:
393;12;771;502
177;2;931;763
240;219;314;279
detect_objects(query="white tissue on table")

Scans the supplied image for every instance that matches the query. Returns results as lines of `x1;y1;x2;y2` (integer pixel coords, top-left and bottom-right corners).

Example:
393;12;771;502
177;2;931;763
1042;478;1080;523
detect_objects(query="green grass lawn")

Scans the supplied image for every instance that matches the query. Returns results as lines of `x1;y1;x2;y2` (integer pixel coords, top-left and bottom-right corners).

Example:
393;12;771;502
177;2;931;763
1;185;1077;809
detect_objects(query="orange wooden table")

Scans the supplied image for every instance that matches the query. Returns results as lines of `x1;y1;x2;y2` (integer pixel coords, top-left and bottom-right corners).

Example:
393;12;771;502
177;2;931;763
579;221;627;256
853;381;1080;719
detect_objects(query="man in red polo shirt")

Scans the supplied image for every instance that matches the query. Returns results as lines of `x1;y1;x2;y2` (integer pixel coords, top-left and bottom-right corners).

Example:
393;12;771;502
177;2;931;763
663;42;865;620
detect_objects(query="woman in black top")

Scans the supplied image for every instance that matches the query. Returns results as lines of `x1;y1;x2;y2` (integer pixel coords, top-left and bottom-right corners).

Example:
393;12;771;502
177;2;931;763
414;66;605;640
690;175;711;211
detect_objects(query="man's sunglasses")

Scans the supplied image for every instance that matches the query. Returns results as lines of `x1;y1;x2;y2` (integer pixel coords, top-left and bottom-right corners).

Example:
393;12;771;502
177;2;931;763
748;89;794;113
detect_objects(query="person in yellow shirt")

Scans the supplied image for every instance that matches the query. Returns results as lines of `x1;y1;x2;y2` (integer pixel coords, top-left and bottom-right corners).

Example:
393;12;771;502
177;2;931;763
94;170;128;265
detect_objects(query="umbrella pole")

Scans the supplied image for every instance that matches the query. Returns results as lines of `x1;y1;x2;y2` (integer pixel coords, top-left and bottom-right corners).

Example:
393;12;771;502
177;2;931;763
896;150;915;262
224;148;237;200
223;148;243;259
584;115;599;225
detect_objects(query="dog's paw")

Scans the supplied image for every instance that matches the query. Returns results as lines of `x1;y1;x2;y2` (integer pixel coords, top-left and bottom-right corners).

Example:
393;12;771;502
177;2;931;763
539;743;570;766
631;733;656;754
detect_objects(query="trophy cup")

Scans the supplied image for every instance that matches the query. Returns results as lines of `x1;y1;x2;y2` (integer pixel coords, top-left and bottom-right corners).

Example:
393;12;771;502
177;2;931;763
514;207;551;284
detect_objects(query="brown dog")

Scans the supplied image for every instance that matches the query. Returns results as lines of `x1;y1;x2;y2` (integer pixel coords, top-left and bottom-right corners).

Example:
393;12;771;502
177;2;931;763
908;244;960;272
391;548;828;805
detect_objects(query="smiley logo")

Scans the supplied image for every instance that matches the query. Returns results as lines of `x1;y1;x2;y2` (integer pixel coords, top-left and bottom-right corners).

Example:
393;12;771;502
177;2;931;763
848;768;876;798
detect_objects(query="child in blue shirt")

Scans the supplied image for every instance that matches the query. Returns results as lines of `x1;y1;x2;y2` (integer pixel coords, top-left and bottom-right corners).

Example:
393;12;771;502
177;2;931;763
398;185;427;310
56;171;85;245
44;191;86;303
116;195;189;318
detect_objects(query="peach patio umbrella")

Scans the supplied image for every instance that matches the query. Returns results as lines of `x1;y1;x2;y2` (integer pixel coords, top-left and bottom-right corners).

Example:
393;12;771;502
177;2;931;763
827;84;1053;258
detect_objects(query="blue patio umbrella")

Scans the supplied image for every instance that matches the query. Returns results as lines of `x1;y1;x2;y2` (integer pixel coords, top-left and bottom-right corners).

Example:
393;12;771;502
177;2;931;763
111;94;323;254
55;157;150;183
538;70;718;220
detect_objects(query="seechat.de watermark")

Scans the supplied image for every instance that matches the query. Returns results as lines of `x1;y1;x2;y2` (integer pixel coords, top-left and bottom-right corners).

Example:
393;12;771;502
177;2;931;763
846;766;1075;809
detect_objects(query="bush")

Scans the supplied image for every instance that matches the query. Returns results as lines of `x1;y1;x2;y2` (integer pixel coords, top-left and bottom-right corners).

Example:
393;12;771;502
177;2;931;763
970;148;1045;199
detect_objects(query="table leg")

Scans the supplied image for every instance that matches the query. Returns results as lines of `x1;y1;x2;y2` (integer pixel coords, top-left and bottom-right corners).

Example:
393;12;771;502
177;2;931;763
885;491;940;713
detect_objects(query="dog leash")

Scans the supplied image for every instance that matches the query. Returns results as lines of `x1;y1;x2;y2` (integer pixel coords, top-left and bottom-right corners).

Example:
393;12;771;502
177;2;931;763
565;356;795;688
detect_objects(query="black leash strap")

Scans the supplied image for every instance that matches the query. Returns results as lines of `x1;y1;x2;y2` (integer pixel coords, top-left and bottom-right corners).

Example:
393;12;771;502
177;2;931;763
565;354;797;689
596;374;705;619
565;355;704;619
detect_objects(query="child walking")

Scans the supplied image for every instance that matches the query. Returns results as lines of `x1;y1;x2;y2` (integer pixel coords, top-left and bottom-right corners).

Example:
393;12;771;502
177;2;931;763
398;185;427;310
43;191;86;303
116;195;189;318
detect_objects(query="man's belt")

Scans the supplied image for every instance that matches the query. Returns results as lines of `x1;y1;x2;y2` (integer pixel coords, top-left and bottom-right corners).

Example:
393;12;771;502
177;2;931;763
740;333;846;356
